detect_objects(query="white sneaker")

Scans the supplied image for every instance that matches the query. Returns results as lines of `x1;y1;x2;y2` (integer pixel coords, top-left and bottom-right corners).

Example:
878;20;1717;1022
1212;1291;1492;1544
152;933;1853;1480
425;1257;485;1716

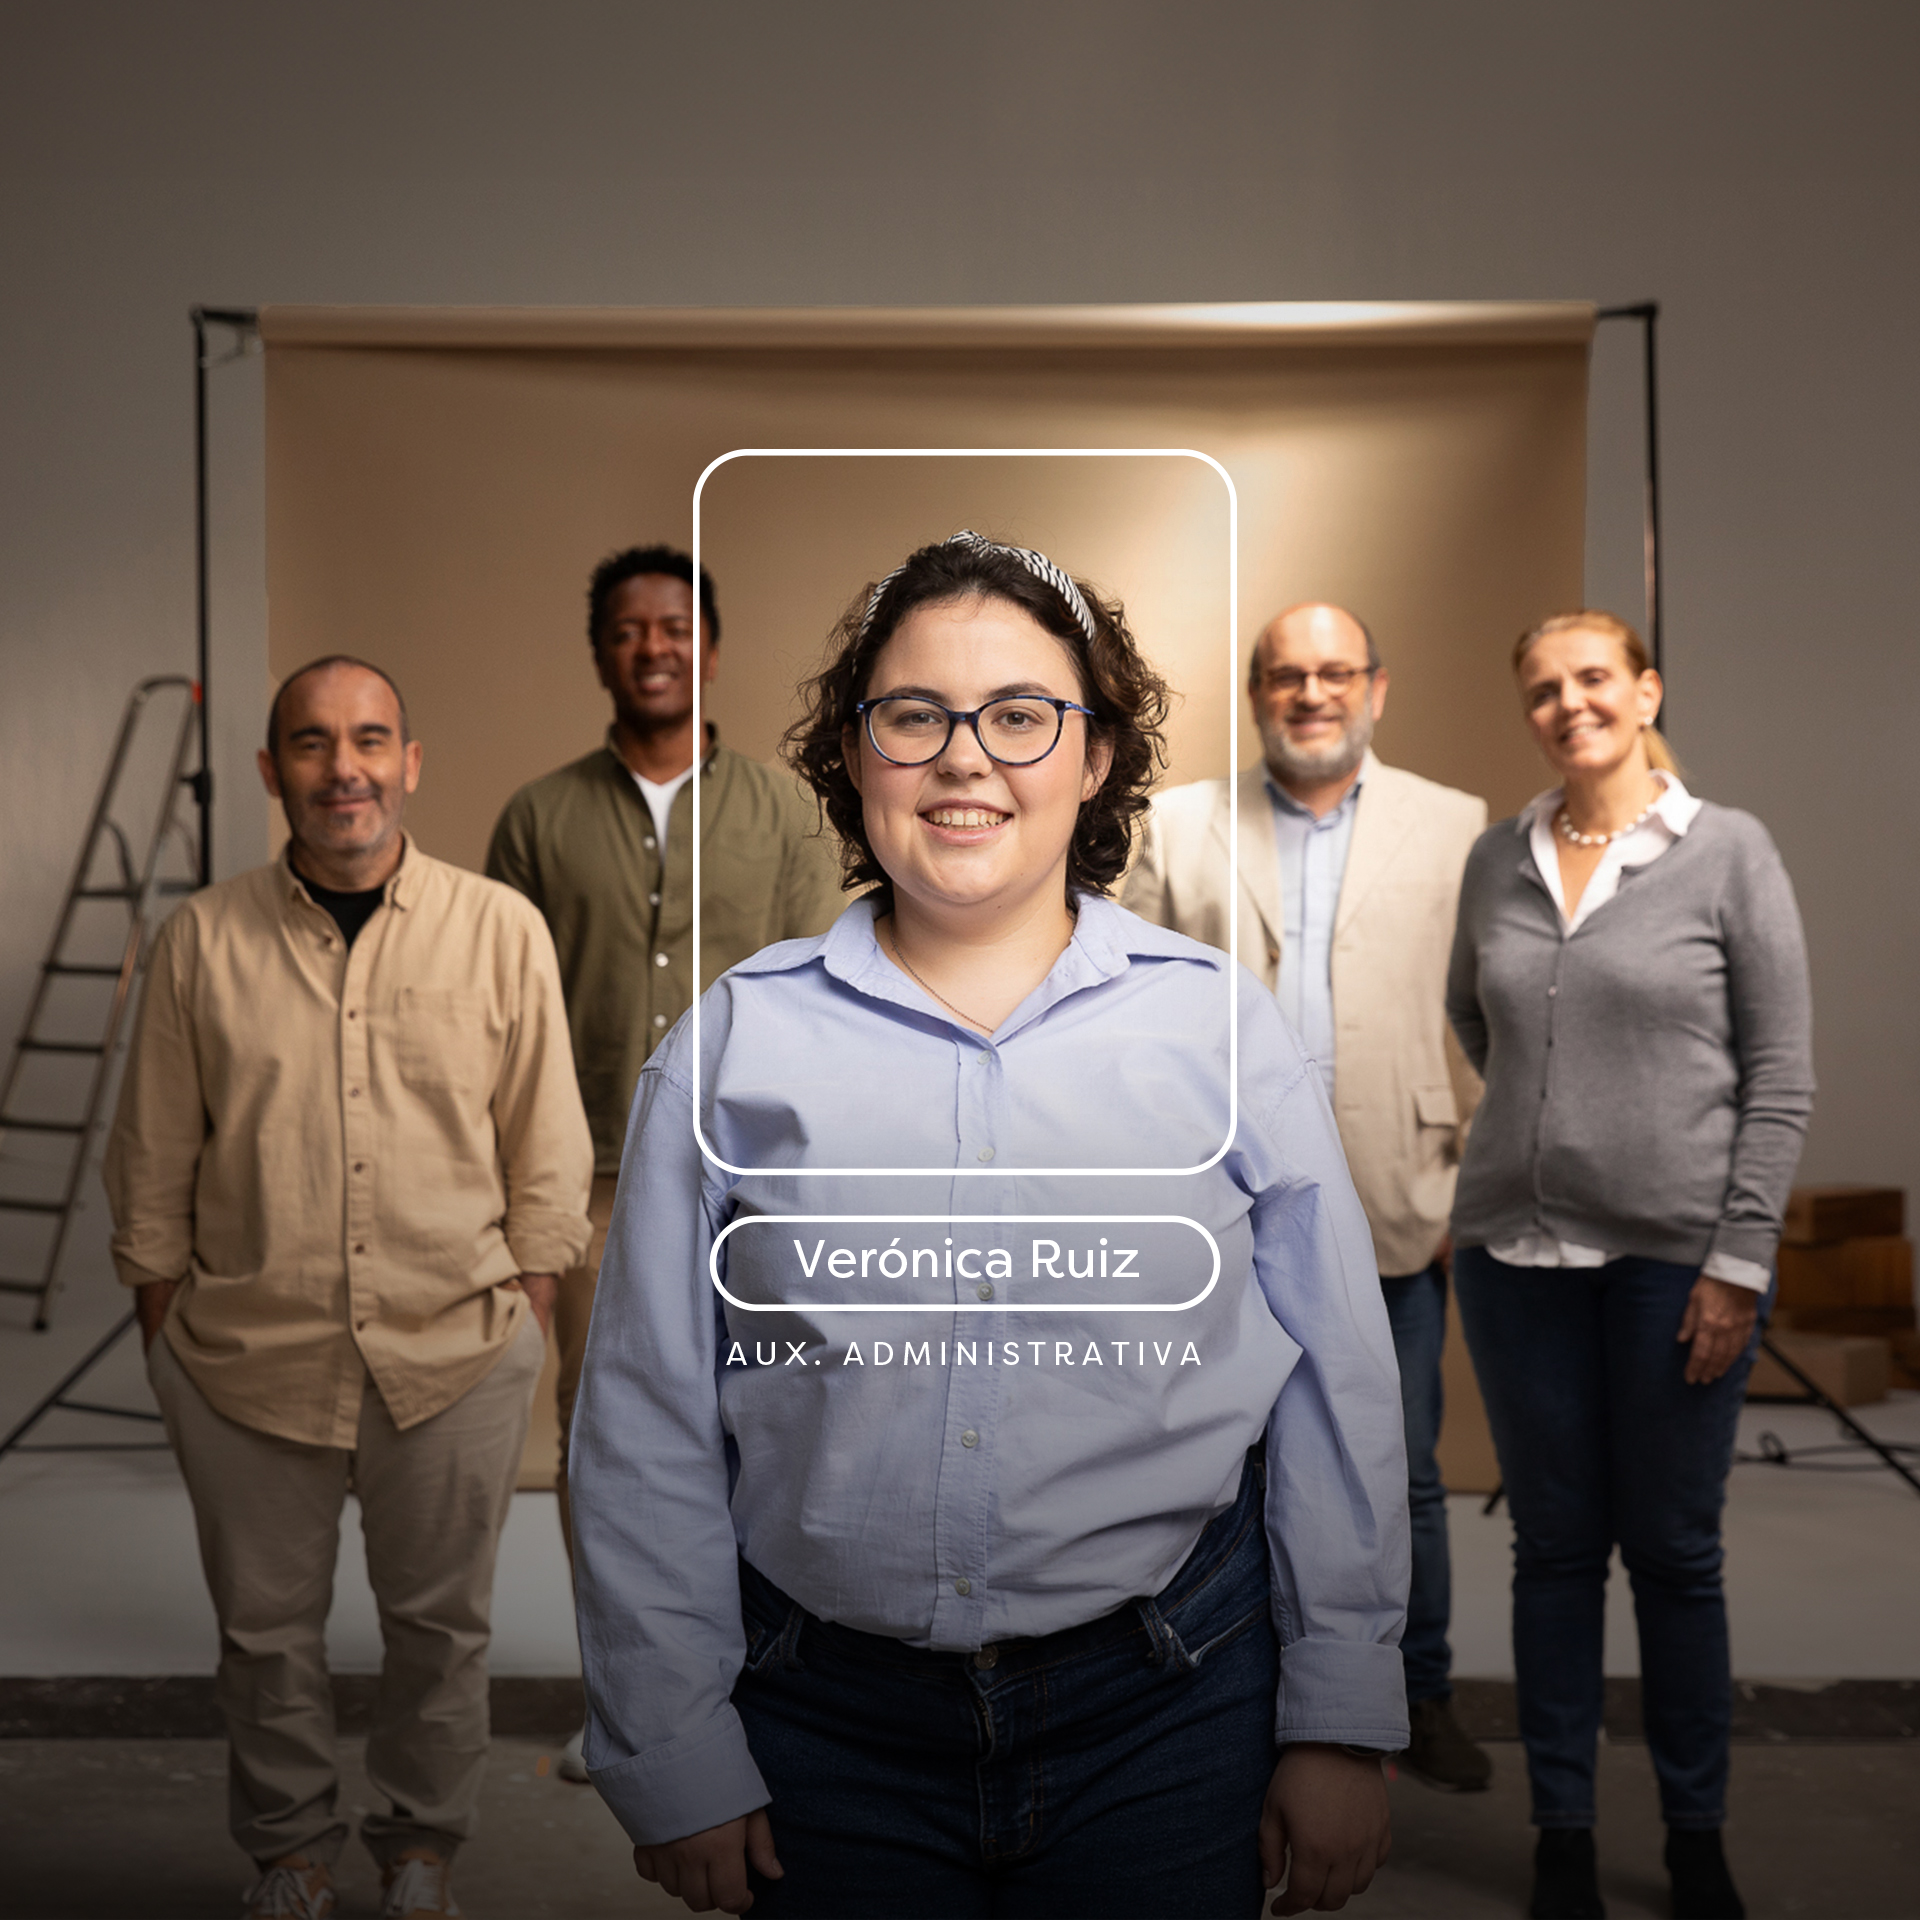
243;1858;336;1919
381;1849;460;1917
558;1723;591;1784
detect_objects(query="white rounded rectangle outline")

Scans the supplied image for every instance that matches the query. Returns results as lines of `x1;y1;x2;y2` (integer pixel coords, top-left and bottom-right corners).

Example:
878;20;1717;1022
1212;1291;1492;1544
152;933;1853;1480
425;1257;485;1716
710;1213;1222;1314
690;447;1242;1182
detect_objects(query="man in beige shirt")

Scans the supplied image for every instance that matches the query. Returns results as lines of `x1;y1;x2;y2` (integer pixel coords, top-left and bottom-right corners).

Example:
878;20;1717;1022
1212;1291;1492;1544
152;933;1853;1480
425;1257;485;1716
1126;603;1490;1793
107;657;592;1920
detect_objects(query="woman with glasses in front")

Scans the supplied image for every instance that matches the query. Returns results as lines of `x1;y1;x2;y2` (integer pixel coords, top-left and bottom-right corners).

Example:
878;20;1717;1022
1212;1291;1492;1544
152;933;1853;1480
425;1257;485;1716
569;532;1412;1918
1447;611;1814;1920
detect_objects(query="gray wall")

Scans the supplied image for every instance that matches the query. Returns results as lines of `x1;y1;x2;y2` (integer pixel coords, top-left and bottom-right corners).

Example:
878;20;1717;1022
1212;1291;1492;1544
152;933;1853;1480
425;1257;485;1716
3;3;1915;1236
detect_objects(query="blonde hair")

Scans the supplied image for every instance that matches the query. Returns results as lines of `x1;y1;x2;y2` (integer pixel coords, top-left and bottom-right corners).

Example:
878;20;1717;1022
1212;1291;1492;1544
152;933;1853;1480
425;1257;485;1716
1513;609;1679;776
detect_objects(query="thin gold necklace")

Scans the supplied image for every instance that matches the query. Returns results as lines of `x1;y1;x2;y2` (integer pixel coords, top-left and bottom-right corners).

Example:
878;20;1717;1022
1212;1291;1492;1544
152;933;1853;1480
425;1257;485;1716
880;919;995;1034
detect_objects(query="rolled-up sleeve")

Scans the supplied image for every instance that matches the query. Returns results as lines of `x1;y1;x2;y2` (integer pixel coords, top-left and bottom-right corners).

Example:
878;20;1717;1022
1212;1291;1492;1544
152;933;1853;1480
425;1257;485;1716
570;1045;769;1846
493;906;593;1276
1244;994;1411;1751
104;911;205;1289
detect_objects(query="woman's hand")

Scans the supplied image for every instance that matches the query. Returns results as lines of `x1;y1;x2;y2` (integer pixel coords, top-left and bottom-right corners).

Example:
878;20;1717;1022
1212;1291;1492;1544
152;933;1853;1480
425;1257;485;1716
633;1810;783;1915
1677;1274;1760;1385
1258;1745;1390;1913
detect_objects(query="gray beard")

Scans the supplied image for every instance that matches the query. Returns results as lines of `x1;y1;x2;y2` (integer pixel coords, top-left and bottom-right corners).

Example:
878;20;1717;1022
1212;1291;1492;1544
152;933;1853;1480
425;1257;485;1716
1261;708;1374;787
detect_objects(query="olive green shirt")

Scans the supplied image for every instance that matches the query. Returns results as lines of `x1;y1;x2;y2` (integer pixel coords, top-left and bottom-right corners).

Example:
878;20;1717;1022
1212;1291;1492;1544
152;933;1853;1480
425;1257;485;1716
486;734;846;1171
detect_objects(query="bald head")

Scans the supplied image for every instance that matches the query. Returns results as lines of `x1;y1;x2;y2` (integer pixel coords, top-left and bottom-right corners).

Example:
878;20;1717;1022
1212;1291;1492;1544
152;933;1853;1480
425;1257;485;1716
1249;604;1379;688
1248;602;1387;805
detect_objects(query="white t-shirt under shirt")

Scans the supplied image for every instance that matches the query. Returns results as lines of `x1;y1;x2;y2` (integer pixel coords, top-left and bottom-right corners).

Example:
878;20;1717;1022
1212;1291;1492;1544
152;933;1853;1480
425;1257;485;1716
1489;771;1771;1294
630;765;696;851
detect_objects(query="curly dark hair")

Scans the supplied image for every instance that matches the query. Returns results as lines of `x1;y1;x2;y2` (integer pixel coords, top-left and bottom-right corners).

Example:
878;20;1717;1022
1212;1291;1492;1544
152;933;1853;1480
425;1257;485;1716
783;535;1170;904
587;544;719;647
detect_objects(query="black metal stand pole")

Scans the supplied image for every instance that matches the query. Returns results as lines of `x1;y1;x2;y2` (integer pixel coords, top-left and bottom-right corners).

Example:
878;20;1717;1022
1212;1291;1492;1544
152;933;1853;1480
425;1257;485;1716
1756;1335;1920;1501
189;305;260;891
1595;301;1663;681
0;1310;165;1461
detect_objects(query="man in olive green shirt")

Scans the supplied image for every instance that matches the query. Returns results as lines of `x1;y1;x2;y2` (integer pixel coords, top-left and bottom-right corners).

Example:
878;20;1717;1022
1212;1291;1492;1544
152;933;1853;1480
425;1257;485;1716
485;546;843;1753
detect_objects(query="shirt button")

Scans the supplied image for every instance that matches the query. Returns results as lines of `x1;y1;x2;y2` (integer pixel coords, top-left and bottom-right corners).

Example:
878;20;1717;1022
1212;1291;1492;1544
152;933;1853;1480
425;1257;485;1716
976;1282;993;1301
352;1162;366;1174
349;1087;362;1098
975;1051;990;1065
347;1009;359;1020
973;1646;999;1670
960;1429;979;1449
353;1243;366;1255
644;837;657;851
649;892;661;906
976;1147;995;1163
653;1013;668;1028
654;953;669;968
954;1578;972;1597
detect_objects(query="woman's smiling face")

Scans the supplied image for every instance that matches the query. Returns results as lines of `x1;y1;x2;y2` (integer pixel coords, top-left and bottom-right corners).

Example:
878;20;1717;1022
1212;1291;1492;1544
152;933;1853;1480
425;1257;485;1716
1518;624;1662;780
846;594;1110;926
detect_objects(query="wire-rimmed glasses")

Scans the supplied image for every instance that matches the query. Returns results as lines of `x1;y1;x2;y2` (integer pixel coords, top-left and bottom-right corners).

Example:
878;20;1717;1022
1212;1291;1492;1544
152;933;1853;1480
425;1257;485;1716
853;695;1096;767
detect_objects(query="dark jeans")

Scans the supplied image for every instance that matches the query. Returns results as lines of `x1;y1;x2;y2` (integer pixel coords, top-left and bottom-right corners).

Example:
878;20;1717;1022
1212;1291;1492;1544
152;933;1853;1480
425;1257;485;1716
733;1454;1277;1918
1454;1247;1764;1831
1379;1261;1451;1705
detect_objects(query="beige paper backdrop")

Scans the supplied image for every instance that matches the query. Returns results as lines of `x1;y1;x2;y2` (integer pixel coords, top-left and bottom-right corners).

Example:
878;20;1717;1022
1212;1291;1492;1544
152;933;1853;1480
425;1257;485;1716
262;304;1591;1492
263;307;1590;877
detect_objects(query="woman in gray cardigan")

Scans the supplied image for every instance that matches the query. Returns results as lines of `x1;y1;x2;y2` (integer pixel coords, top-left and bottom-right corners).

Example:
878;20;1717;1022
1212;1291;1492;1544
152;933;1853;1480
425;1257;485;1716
1447;612;1812;1920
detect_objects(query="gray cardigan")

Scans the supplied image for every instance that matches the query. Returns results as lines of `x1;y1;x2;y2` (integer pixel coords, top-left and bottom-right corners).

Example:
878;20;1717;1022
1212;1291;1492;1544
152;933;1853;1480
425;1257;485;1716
1447;803;1814;1271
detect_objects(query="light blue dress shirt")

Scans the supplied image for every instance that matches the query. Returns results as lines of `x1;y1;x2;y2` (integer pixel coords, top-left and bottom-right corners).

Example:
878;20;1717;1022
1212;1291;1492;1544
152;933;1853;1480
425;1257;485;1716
570;893;1410;1847
1270;773;1363;1100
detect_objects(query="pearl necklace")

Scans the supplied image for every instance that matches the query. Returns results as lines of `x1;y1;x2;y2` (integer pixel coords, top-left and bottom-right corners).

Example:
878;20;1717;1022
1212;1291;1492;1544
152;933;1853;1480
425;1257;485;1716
1555;794;1661;848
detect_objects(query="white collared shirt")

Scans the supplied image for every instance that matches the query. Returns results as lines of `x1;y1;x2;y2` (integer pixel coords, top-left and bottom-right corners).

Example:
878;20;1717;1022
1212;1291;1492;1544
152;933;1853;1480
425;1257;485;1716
1491;772;1770;1294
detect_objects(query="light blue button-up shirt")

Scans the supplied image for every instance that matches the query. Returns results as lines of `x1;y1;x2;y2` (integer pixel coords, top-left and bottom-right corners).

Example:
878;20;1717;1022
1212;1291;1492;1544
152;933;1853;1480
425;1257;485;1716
1270;773;1363;1100
570;894;1409;1847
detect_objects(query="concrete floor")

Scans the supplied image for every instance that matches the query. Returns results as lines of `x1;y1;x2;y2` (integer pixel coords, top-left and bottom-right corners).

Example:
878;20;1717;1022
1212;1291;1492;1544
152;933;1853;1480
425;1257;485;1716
5;1262;1920;1918
1;1737;1915;1919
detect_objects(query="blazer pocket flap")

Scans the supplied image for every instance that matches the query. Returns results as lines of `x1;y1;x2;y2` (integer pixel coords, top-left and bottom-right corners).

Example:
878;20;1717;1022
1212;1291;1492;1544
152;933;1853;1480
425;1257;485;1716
1414;1084;1459;1128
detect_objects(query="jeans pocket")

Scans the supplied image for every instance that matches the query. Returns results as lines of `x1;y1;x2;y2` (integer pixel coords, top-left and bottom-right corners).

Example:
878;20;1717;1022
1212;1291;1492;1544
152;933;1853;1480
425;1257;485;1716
1139;1594;1266;1672
739;1563;806;1675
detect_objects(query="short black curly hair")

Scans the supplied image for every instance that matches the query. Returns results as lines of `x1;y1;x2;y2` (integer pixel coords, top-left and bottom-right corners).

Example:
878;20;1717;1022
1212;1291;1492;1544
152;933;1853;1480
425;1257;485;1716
587;545;719;647
783;536;1170;905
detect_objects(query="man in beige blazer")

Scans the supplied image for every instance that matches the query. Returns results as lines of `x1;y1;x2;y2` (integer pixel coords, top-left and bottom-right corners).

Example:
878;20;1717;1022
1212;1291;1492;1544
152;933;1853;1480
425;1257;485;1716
1126;602;1491;1791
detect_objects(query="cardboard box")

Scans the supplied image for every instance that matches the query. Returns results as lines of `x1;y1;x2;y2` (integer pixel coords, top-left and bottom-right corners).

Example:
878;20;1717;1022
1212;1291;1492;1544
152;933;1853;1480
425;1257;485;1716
1747;1330;1890;1406
1782;1185;1905;1244
1774;1236;1913;1310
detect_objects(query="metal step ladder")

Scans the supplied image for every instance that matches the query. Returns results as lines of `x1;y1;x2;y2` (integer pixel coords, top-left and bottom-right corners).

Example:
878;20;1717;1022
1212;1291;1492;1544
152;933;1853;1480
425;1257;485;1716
0;675;203;1329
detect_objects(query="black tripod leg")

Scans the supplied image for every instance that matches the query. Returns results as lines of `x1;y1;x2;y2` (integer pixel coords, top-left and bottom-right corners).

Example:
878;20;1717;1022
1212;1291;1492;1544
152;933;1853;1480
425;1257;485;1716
1759;1335;1920;1501
0;1308;140;1461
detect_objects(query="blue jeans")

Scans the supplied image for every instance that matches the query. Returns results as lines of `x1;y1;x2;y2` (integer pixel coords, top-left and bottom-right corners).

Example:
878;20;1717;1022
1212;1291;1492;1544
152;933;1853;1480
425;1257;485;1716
1379;1261;1451;1705
733;1454;1277;1918
1454;1247;1764;1830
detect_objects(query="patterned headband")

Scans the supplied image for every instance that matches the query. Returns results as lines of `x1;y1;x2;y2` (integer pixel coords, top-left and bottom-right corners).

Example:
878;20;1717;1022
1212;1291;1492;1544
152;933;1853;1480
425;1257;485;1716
860;530;1099;644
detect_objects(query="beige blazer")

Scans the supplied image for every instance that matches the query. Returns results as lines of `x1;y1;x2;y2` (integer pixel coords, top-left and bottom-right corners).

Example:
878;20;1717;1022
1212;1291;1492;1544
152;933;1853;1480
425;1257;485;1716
1124;753;1487;1276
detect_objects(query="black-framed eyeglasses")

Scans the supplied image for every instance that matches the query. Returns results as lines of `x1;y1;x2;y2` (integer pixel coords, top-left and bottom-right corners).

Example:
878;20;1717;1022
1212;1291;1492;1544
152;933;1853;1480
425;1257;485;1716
853;695;1097;767
1253;664;1375;698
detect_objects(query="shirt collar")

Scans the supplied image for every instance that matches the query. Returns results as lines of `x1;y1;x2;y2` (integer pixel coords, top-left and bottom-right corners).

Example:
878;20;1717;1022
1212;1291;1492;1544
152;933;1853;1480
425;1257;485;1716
603;723;721;781
787;892;1186;1043
1517;768;1700;838
277;833;421;912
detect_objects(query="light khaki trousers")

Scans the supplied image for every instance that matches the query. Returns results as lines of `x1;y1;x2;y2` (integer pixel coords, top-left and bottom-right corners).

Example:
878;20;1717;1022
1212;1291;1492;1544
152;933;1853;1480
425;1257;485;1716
149;1316;543;1869
553;1172;617;1571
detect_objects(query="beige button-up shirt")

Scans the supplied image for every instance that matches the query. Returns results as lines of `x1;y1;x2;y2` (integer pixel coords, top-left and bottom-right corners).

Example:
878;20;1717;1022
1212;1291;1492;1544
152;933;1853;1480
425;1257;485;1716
105;841;593;1445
